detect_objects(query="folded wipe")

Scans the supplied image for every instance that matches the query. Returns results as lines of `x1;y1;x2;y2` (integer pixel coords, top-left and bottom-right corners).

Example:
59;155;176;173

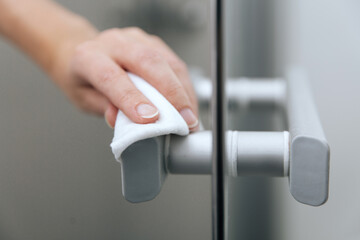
110;73;190;162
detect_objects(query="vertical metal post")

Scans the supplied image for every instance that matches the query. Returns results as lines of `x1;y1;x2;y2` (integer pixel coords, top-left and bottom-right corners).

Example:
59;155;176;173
211;0;225;239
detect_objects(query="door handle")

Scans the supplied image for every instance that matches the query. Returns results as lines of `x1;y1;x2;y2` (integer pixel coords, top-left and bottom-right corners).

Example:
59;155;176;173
286;68;330;206
118;68;330;206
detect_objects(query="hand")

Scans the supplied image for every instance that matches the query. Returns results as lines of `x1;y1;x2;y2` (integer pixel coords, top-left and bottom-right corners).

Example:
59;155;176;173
52;27;199;130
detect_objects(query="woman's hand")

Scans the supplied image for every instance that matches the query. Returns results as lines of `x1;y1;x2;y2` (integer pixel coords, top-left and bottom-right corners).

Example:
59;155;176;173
52;27;199;130
0;1;198;129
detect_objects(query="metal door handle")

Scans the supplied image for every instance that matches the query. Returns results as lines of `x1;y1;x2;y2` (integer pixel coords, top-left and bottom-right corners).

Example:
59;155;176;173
287;68;330;206
118;68;330;206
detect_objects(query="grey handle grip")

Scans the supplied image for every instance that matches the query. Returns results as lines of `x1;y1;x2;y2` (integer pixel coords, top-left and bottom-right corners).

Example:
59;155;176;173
287;68;330;206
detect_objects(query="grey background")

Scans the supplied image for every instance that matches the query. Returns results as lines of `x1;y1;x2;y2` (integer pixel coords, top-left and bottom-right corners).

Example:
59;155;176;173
277;1;360;239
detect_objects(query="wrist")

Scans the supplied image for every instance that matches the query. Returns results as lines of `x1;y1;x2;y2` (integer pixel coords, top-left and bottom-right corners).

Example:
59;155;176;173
48;17;98;83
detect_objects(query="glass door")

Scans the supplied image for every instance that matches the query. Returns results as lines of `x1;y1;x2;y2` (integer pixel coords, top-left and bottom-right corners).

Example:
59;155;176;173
211;1;286;239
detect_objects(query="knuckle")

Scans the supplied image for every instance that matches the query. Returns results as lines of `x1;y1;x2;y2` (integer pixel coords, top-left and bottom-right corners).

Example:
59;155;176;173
125;27;146;36
169;59;187;73
98;28;125;43
97;68;118;84
164;84;183;100
101;28;121;38
137;49;164;67
97;29;134;48
117;88;140;105
74;41;96;58
150;35;163;43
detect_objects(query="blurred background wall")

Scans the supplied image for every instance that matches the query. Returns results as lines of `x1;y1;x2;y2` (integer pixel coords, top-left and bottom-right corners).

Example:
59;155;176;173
277;1;360;239
0;0;359;239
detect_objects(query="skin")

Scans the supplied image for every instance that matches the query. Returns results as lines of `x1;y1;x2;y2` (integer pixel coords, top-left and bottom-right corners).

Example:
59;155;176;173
0;0;199;130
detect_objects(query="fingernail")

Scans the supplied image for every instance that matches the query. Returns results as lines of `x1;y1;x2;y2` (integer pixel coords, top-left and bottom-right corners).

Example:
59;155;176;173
180;108;198;129
105;118;113;129
136;104;159;119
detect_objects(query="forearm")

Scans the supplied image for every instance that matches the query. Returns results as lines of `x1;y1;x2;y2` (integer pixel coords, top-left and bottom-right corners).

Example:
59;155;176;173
0;0;98;75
